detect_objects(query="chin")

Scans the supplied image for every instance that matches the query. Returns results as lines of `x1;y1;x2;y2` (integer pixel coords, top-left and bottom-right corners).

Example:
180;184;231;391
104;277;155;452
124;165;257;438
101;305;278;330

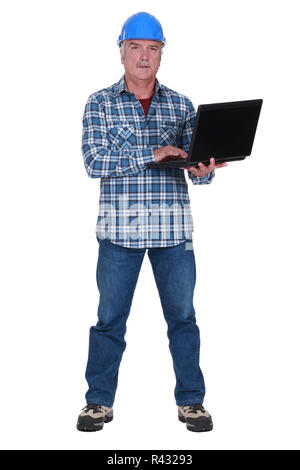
136;69;153;78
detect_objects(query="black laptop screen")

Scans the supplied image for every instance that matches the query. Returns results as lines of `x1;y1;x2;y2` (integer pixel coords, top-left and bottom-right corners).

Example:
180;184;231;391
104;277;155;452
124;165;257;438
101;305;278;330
191;100;262;160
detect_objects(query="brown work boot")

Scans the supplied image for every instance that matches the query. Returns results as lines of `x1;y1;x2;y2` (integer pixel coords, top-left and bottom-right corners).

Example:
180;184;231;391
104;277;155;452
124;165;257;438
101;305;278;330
77;403;113;432
178;403;213;432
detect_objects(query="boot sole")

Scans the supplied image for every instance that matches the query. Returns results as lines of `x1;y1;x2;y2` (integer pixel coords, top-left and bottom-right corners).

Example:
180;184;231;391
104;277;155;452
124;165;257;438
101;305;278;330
77;414;113;432
178;414;213;432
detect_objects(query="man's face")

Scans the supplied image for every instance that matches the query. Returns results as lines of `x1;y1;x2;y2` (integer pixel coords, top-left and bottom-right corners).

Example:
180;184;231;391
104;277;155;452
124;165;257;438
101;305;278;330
120;39;162;82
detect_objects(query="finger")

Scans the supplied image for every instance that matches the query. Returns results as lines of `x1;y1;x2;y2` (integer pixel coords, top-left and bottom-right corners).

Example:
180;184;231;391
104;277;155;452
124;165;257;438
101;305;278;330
189;168;200;176
198;162;207;170
202;159;215;173
208;157;216;171
198;162;210;174
215;162;228;168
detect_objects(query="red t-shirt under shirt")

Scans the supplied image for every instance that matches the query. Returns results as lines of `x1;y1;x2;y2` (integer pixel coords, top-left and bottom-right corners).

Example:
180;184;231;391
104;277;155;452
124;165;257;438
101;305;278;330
138;94;154;118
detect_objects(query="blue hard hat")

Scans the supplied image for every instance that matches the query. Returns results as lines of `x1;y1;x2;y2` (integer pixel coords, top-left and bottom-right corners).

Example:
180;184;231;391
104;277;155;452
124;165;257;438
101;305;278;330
117;12;166;47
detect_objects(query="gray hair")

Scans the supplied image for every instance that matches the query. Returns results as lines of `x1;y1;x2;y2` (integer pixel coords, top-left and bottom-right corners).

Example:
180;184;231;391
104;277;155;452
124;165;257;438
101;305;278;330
120;42;126;60
120;40;163;60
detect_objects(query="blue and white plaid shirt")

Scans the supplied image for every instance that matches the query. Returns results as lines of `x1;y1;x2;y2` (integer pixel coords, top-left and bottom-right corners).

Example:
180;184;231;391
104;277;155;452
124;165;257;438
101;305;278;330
82;75;215;248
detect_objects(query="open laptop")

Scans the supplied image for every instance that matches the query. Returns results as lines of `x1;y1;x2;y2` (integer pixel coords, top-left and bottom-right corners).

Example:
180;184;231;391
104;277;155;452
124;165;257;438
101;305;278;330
147;98;263;168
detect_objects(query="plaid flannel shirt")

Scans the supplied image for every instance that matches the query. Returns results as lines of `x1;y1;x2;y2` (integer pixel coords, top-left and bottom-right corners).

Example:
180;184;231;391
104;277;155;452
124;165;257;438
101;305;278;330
82;75;215;248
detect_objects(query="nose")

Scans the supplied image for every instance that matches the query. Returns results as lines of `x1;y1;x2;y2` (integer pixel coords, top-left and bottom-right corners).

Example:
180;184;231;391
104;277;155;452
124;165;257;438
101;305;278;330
140;47;150;61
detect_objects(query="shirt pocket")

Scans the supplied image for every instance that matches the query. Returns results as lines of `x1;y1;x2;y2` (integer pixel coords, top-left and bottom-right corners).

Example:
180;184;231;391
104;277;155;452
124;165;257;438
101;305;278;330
159;120;180;147
107;122;136;150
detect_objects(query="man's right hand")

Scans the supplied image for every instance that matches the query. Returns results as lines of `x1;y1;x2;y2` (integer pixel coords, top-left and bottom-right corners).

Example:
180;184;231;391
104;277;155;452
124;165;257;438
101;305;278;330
154;145;188;163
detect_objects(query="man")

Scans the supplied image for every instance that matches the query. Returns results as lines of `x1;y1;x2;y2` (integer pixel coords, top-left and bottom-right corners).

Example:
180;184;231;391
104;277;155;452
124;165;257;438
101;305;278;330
77;12;228;433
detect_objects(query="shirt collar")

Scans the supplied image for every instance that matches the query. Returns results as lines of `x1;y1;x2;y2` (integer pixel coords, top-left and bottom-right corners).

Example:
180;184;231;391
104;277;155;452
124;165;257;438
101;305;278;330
115;74;165;96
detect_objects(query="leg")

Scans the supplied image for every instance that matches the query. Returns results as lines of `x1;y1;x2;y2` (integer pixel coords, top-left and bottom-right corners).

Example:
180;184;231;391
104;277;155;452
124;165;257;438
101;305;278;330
85;238;145;407
147;240;205;406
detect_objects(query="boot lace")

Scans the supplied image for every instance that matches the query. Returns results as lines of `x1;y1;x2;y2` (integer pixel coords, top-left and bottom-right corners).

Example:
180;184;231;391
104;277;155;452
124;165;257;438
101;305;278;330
187;403;205;414
83;403;105;414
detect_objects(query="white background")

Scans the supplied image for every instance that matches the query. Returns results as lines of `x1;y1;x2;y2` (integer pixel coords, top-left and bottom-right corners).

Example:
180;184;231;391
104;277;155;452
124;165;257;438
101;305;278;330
1;0;299;450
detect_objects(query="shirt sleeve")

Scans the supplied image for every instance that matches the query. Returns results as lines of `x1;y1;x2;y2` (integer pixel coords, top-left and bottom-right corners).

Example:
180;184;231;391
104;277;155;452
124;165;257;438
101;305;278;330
181;101;215;185
81;95;155;178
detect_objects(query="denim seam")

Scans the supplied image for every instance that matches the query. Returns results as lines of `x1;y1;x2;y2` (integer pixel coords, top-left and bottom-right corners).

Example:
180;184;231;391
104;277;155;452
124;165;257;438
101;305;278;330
86;401;113;408
176;400;203;406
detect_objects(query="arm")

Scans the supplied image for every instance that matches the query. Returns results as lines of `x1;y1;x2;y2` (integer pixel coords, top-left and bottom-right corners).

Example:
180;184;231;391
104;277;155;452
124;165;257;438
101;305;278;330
181;104;215;185
81;95;155;178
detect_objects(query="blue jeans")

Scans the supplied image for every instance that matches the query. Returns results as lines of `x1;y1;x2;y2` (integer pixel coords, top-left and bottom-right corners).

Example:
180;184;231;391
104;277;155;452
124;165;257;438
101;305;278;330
85;238;206;407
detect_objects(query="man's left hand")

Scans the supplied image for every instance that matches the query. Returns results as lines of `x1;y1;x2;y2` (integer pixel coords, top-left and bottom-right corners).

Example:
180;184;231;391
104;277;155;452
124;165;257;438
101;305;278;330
180;157;228;177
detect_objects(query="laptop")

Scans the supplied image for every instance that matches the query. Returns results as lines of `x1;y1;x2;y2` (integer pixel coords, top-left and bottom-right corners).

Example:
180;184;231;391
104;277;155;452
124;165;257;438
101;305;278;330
147;98;263;168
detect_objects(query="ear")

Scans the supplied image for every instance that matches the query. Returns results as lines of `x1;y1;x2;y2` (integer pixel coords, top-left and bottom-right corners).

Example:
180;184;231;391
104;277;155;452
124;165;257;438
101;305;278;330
120;50;124;65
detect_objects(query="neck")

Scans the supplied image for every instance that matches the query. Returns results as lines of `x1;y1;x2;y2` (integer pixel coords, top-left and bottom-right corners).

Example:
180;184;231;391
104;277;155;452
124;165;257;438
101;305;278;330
124;74;156;99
